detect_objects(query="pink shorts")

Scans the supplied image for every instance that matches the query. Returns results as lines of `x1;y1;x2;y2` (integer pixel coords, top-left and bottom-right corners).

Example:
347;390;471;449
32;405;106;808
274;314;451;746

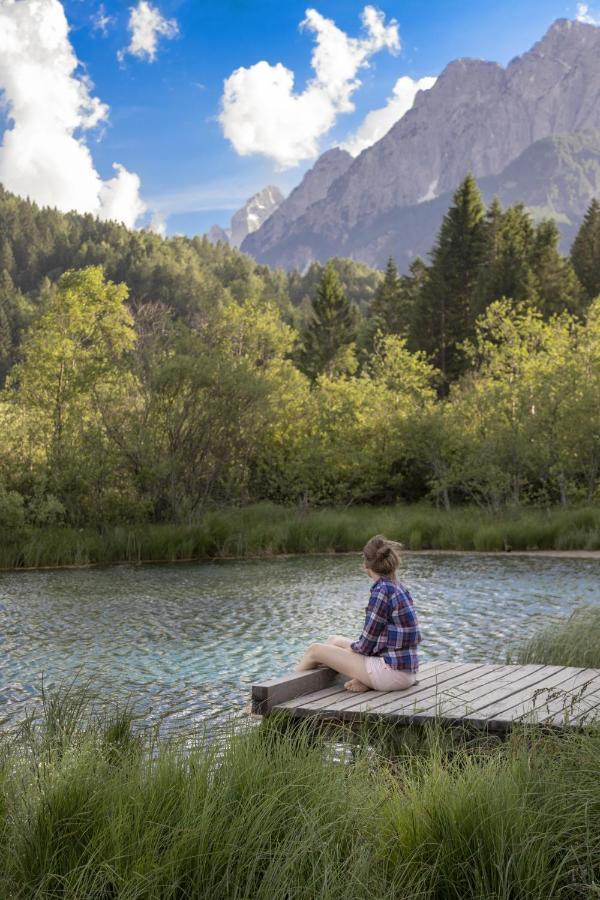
364;656;418;691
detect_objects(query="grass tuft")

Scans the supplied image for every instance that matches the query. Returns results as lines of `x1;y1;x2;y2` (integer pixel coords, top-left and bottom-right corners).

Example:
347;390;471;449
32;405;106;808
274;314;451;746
509;605;600;668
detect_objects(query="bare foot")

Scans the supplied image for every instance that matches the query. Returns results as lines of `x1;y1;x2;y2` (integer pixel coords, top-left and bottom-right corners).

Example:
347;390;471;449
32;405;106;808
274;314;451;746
294;657;314;672
344;678;370;693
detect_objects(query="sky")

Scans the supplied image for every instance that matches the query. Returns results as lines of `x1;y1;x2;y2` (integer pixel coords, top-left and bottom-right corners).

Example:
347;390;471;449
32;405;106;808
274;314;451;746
0;0;597;237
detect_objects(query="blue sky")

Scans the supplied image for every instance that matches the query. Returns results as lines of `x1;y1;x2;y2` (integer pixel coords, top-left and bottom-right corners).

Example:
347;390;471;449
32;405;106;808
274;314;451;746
0;0;594;235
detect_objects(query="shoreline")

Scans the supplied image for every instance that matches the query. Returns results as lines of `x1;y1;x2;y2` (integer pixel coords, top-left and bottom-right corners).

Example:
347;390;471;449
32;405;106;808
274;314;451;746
2;547;599;574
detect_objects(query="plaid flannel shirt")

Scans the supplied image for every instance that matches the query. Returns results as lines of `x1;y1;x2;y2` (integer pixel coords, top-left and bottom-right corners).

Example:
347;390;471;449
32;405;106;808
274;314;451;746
351;577;421;671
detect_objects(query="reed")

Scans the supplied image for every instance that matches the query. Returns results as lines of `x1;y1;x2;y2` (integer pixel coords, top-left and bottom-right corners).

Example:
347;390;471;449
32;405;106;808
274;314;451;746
1;503;599;570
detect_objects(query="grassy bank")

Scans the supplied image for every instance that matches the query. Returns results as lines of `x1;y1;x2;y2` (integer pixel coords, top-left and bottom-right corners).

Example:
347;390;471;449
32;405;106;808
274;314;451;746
1;608;600;897
2;502;600;570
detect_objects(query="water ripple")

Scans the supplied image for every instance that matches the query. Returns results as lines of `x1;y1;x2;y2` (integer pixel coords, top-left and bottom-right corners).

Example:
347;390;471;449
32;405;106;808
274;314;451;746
0;554;598;734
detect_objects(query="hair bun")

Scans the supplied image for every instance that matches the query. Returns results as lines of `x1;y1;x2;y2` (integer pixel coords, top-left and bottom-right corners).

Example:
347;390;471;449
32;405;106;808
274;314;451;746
363;534;402;577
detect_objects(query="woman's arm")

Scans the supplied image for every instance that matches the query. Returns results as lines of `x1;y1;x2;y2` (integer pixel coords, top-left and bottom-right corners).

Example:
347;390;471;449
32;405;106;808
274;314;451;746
351;586;388;655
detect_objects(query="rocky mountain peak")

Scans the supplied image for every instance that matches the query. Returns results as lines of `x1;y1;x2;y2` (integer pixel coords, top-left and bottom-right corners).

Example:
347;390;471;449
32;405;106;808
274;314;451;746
241;147;352;257
230;185;283;248
207;184;283;248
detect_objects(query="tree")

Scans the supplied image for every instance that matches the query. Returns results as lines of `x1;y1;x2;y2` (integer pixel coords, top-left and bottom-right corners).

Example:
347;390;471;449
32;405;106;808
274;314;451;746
8;267;135;515
474;200;536;315
413;174;487;386
530;220;585;317
0;271;32;386
571;198;600;302
298;262;357;379
369;257;405;335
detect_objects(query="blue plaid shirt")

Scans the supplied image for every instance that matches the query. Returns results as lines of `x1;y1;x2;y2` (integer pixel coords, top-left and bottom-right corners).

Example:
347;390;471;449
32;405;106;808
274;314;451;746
351;577;421;671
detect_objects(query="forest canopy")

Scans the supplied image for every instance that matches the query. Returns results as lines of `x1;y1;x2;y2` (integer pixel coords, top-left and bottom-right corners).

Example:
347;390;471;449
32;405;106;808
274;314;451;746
0;178;599;527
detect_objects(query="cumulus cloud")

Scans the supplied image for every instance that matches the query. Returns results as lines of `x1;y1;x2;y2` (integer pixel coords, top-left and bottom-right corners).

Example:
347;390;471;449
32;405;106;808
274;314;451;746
342;74;436;156
218;5;400;168
576;3;600;23
0;0;145;228
100;164;146;225
119;0;178;63
147;209;167;236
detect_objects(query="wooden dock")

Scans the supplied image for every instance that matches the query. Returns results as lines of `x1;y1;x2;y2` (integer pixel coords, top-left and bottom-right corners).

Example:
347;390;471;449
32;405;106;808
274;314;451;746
251;661;600;732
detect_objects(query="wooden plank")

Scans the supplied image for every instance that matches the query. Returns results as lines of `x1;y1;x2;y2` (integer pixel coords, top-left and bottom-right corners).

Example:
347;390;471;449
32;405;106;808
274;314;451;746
489;669;591;728
344;665;568;731
377;664;548;719
514;669;600;726
278;663;491;722
261;660;451;717
451;665;565;722
274;661;464;715
419;664;551;718
269;683;349;710
364;663;509;718
272;660;459;714
251;665;340;714
371;666;570;731
252;662;600;732
549;680;600;726
463;666;586;729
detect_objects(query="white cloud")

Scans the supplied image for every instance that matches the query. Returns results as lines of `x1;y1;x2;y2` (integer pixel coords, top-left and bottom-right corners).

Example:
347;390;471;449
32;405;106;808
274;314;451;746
100;164;146;225
119;1;178;63
92;4;114;36
147;209;167;236
576;3;600;24
342;74;436;156
218;5;400;169
0;0;145;228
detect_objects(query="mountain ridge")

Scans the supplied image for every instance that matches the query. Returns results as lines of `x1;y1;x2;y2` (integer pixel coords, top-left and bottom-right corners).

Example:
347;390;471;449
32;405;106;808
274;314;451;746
242;18;600;270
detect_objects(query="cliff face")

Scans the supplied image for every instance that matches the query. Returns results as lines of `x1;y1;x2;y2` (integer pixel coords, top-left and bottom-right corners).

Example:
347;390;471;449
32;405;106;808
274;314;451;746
241;148;352;263
243;19;600;270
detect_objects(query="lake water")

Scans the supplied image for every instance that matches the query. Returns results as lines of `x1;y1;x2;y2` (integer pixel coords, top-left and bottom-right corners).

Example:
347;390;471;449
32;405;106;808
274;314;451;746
0;554;598;734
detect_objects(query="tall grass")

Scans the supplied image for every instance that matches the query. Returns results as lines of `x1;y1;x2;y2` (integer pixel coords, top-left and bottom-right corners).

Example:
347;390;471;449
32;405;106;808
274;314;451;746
0;686;599;899
1;605;600;897
509;605;600;668
2;502;600;570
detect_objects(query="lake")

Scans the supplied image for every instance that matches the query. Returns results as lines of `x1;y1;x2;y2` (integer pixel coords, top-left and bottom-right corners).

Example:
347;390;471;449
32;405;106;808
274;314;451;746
0;553;598;733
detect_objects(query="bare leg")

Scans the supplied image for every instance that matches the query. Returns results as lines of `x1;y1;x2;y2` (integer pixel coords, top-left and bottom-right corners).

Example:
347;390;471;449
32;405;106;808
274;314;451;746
325;635;354;650
324;635;369;691
294;643;373;691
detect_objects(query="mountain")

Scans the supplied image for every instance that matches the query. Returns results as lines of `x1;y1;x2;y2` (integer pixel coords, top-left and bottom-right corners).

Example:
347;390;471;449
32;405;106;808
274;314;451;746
207;224;230;245
208;185;283;248
243;19;600;271
241;148;352;264
273;130;600;271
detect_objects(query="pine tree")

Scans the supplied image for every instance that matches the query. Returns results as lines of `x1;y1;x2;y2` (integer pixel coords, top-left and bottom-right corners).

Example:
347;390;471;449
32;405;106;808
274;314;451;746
0;270;30;386
403;257;429;351
530;220;585;317
298;262;356;379
475;201;535;314
0;238;15;277
571;198;600;301
369;257;405;334
413;174;487;385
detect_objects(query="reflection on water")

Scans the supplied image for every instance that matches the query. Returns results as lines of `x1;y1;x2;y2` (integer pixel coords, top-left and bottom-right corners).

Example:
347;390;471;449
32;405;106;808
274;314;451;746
0;554;598;733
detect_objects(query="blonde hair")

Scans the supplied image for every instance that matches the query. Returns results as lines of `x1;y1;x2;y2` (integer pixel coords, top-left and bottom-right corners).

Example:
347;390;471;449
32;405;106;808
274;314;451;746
363;534;403;577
